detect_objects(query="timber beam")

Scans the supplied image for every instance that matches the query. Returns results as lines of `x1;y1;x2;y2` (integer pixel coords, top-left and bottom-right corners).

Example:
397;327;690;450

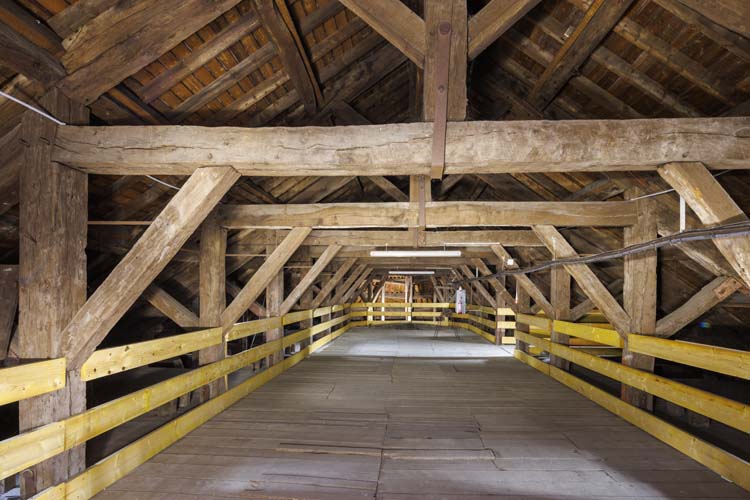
51;117;750;176
217;201;637;228
61;166;240;368
658;162;750;288
533;225;631;335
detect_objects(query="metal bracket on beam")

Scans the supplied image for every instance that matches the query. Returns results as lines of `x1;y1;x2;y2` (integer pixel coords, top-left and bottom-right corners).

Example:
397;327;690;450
430;21;452;180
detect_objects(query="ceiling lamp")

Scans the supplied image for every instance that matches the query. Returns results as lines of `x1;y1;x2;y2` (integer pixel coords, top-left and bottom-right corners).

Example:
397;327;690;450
369;249;462;257
388;270;435;275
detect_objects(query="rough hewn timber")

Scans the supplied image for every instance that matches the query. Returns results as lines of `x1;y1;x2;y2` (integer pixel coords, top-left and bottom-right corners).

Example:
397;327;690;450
51;118;750;176
61;167;240;368
217;201;636;228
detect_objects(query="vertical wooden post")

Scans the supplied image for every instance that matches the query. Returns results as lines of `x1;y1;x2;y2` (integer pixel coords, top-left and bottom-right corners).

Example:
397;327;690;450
0;265;18;360
18;89;88;495
298;249;314;349
423;0;467;121
550;265;571;370
266;255;284;366
198;212;227;400
494;275;507;345
405;275;413;321
622;192;658;410
515;281;531;354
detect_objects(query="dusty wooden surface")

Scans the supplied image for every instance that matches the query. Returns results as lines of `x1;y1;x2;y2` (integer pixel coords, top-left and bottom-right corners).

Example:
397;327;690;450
94;326;749;499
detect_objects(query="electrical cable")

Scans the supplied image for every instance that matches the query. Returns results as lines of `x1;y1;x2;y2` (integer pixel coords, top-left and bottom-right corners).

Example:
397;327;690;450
0;90;181;191
454;221;750;285
0;90;66;125
628;170;729;201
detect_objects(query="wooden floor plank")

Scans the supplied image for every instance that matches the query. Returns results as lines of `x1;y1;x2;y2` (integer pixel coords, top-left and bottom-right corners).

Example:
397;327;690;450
95;325;750;499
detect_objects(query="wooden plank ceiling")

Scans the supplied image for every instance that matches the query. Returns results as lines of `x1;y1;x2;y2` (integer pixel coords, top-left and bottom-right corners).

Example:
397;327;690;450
0;0;749;340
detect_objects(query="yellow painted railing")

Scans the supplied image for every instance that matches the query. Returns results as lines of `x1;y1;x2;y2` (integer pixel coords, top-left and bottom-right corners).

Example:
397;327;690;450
513;315;750;492
0;359;67;405
0;304;353;498
350;302;517;345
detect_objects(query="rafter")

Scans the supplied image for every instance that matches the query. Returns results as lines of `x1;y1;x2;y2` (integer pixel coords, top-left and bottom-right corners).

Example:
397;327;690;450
58;0;243;104
338;0;426;67
138;9;260;103
529;0;634;109
254;0;321;113
0;21;65;86
468;0;540;59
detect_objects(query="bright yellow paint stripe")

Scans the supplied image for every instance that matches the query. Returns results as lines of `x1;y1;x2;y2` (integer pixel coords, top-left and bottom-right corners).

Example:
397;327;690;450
81;328;222;381
30;324;354;500
514;350;750;492
517;313;552;333
0;358;66;405
553;319;623;348
628;334;750;380
550;342;750;433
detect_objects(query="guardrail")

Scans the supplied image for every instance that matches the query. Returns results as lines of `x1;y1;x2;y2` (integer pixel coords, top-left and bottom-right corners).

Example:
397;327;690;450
347;302;516;345
0;304;353;499
0;359;67;406
514;313;750;492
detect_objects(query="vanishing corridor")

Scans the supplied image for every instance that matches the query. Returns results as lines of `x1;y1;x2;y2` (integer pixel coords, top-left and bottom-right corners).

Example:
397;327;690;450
94;326;750;499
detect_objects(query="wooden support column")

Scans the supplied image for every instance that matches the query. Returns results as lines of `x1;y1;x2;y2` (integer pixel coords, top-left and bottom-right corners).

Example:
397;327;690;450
621;193;658;410
423;0;467;121
0;265;18;360
515;282;532;354
198;213;227;398
18;89;88;495
495;276;508;345
423;0;467;180
550;265;571;370
266;260;284;366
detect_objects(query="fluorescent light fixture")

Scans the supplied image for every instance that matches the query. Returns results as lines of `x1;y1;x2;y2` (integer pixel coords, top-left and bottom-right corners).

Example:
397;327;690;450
388;270;435;275
369;250;462;257
443;242;497;247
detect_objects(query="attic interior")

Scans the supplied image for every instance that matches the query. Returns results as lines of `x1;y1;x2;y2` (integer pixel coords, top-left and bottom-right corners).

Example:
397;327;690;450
1;0;750;498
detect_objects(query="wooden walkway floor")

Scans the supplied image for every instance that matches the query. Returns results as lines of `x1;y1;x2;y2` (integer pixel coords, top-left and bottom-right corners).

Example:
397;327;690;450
96;325;750;499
